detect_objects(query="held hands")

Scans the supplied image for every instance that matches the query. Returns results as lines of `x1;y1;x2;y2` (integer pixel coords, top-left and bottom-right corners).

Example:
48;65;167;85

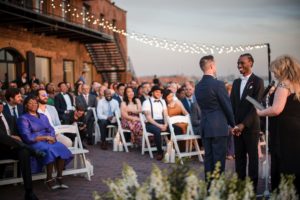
256;108;263;117
231;123;245;136
46;136;56;144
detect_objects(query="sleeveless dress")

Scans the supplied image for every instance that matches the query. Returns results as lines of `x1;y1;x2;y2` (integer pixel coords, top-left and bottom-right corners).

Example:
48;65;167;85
167;103;188;134
121;104;142;144
273;93;300;192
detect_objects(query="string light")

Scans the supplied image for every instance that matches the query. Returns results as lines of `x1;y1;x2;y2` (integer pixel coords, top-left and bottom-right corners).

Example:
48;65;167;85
42;0;267;55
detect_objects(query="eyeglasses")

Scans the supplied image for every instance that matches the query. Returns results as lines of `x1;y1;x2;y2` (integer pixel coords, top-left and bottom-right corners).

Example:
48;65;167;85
40;94;48;97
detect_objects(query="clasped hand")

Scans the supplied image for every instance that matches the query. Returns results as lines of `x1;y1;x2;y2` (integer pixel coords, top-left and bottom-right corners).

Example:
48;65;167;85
230;124;244;136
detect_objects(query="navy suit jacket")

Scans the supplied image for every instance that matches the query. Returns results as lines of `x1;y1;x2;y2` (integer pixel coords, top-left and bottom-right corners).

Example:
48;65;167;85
112;94;122;106
181;96;196;114
3;104;23;135
195;75;235;138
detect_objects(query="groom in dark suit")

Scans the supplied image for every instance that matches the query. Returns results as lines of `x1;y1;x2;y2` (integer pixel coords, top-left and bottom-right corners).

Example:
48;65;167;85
195;55;235;177
230;53;264;190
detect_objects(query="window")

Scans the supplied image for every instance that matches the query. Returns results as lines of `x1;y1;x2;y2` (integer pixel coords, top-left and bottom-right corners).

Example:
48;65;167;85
82;4;90;27
35;57;51;83
62;0;71;21
0;49;17;83
99;13;105;31
63;60;74;84
83;62;93;85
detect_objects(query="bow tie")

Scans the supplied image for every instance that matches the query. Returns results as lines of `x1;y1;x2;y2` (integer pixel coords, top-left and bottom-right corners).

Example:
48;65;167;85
154;100;161;103
240;76;249;81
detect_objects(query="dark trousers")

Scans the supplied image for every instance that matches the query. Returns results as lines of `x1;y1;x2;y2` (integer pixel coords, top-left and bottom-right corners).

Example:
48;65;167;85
0;148;33;191
270;150;281;191
98;119;116;142
202;136;227;178
84;110;95;144
145;120;164;154
234;131;259;190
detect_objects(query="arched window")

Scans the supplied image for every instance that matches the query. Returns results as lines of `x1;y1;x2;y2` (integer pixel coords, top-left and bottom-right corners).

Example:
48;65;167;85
0;48;25;85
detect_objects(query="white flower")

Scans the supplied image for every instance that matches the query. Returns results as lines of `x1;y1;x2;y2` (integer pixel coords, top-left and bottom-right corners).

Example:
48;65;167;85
181;174;201;200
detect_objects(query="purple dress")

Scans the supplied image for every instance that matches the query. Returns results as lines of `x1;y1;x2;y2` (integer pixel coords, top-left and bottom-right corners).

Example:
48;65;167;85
17;113;73;172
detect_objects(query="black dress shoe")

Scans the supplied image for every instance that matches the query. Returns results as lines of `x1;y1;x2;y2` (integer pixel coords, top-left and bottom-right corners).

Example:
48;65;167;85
24;191;39;200
156;153;164;161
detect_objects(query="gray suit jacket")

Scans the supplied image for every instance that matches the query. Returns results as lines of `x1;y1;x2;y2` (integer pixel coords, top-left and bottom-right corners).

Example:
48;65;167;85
75;94;97;110
190;102;201;135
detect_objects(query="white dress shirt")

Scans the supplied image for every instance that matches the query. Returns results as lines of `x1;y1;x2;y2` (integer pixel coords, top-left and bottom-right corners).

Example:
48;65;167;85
62;92;73;110
142;97;167;120
7;104;19;118
0;113;11;136
96;98;120;120
240;73;252;99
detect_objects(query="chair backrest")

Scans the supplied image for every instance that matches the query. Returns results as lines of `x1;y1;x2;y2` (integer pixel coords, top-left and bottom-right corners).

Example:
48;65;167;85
114;110;122;128
54;124;82;149
139;113;148;135
167;115;193;137
88;107;98;123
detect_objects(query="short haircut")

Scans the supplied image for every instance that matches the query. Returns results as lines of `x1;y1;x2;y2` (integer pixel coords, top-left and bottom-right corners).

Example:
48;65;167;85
5;88;21;102
240;53;254;63
199;55;214;71
117;83;125;90
141;82;150;87
76;105;85;112
57;82;66;88
35;88;46;97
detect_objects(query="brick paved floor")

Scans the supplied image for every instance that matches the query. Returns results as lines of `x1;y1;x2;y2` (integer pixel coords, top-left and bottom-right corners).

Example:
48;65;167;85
0;143;267;200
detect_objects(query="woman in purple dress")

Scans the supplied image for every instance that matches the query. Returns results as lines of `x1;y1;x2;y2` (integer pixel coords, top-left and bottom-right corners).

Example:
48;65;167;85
17;96;73;190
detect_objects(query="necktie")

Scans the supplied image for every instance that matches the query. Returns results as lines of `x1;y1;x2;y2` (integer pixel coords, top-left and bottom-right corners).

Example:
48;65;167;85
85;95;89;104
0;116;8;135
188;99;192;108
108;102;112;116
154;100;161;103
12;107;18;118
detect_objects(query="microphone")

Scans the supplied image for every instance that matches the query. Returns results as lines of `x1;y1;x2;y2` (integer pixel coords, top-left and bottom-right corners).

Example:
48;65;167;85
262;80;275;98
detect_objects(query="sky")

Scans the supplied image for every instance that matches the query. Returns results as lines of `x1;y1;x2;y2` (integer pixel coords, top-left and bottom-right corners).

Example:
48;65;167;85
114;0;300;80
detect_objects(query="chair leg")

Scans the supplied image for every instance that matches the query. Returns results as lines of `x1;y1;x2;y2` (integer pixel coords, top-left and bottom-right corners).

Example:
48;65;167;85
141;135;145;155
145;136;153;158
119;130;129;152
194;139;204;162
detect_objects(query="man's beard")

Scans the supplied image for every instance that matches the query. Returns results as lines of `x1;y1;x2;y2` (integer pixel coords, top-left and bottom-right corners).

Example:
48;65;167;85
38;99;47;105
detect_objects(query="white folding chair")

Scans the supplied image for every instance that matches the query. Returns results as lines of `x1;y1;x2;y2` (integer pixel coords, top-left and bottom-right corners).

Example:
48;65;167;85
115;110;132;152
167;115;203;164
55;124;91;180
139;113;170;159
88;107;101;144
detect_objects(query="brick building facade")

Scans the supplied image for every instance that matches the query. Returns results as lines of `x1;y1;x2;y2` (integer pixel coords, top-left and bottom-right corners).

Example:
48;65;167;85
0;0;130;87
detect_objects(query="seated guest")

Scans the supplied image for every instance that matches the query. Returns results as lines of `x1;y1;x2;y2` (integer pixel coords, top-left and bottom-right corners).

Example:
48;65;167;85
0;100;43;200
163;89;188;134
63;105;88;148
139;82;151;104
36;89;72;147
3;88;24;135
90;82;101;98
181;84;196;113
17;96;73;190
75;84;97;145
113;83;125;106
176;87;186;101
120;87;143;145
45;82;56;106
97;89;119;150
73;82;83;97
142;86;168;160
54;82;75;124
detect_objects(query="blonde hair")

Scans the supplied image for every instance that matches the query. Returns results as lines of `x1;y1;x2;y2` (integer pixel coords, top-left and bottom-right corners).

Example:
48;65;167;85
270;55;300;101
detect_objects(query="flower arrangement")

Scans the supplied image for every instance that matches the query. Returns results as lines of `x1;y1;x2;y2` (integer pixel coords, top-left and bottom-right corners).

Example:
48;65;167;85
93;162;298;200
